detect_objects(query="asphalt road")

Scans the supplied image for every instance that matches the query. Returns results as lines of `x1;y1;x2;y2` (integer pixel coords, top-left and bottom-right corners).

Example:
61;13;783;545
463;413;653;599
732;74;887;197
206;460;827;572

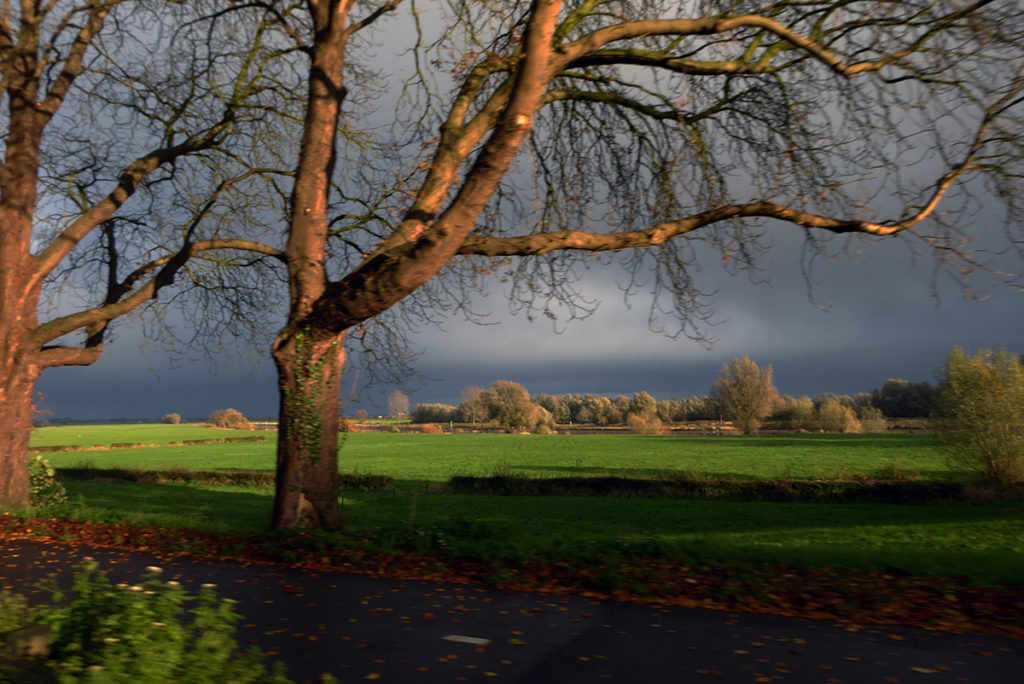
2;537;1021;683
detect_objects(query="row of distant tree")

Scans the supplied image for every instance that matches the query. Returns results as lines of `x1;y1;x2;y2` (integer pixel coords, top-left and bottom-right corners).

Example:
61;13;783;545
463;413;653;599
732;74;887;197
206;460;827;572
374;360;939;434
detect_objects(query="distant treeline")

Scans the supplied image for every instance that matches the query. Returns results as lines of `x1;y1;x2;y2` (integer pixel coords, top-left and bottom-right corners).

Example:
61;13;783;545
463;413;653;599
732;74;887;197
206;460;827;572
410;378;938;427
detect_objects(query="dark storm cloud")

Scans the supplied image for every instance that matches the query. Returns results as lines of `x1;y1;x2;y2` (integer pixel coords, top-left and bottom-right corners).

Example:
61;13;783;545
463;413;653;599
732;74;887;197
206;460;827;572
35;231;1024;420
405;232;1024;406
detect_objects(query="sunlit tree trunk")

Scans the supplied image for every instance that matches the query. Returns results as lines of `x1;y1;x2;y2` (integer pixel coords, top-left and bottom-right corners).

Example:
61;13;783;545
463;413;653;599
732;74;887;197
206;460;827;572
271;328;346;528
0;78;45;508
0;345;37;508
270;0;351;529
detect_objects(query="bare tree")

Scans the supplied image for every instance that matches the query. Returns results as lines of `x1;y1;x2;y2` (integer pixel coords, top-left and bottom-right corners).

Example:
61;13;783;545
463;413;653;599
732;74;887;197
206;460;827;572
0;1;288;507
259;0;1024;528
386;390;410;417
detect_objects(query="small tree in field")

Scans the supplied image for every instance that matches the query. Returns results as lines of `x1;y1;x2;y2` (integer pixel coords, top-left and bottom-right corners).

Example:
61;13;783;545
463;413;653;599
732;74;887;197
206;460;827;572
387;390;410;418
818;398;861;433
162;413;182;425
712;357;779;435
933;348;1024;485
208;409;252;430
459;387;487;425
481;380;536;432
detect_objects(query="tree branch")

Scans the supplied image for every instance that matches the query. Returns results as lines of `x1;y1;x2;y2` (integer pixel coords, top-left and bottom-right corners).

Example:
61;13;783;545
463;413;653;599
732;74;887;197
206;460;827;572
457;109;989;259
30;124;233;292
30;238;283;348
38;2;112;116
33;345;104;370
568;48;775;76
343;0;405;38
557;3;999;79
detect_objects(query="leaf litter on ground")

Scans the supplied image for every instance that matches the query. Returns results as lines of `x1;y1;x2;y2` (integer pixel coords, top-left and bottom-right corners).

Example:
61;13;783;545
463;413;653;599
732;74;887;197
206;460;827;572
1;512;1022;641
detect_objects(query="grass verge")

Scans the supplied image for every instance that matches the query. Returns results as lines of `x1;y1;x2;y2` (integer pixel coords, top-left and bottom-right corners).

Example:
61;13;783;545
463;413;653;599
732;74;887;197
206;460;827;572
24;480;1024;586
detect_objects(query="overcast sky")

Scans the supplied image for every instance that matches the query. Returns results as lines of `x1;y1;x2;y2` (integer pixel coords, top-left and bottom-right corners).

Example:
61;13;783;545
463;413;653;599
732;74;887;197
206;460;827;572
35;228;1023;421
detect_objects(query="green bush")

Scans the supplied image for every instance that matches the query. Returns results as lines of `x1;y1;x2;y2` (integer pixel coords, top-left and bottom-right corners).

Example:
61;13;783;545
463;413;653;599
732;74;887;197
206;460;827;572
0;560;301;683
28;455;67;509
934;347;1024;485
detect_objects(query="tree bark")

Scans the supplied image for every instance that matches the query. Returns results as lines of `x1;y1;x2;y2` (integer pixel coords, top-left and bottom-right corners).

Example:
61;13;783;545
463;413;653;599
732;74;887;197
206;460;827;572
270;0;352;529
0;356;36;508
270;328;346;529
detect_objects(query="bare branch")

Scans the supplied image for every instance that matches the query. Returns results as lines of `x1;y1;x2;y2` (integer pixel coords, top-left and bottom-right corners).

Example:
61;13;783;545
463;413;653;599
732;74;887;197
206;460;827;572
343;0;405;38
38;2;114;116
30;123;234;291
30;237;283;348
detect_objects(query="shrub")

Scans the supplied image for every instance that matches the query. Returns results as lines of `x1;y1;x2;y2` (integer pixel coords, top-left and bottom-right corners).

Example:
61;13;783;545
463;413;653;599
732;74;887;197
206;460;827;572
411;403;459;423
858;405;888;433
711;356;779;434
207;408;252;430
28;454;67;508
4;559;299;683
161;413;182;425
933;347;1024;485
818;398;861;433
420;423;442;434
337;417;357;433
529;404;555;434
354;409;369;421
627;410;669;435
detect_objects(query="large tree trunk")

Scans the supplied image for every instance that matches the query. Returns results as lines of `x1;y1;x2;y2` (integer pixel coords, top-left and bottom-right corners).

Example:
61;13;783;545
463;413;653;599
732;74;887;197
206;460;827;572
0;339;38;509
270;328;346;529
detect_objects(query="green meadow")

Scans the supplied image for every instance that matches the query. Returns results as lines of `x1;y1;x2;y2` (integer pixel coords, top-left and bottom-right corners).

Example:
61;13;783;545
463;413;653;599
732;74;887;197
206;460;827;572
33;427;956;484
24;425;1024;585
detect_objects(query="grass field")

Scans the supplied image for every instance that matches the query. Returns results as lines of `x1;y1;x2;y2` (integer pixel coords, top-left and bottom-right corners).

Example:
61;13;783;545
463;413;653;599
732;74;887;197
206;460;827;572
55;480;1024;584
24;425;1024;585
32;427;959;485
30;424;259;448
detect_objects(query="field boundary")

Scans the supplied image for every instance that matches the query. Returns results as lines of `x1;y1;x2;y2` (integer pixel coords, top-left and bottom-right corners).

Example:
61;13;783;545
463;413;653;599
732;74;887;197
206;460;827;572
31;435;267;453
448;474;1024;504
55;467;390;490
